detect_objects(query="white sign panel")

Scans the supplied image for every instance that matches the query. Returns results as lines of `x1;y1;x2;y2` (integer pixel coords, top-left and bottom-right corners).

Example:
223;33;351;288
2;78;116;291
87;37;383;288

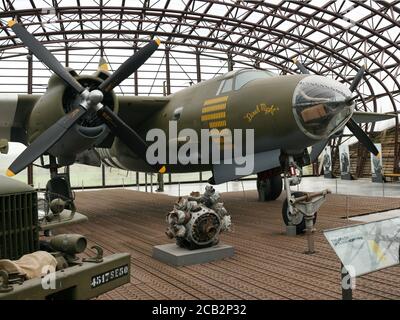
324;217;400;277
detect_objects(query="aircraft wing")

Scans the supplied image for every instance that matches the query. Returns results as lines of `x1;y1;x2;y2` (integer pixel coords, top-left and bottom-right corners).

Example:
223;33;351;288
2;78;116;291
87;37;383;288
117;96;170;128
351;111;396;123
209;149;282;185
0;94;40;145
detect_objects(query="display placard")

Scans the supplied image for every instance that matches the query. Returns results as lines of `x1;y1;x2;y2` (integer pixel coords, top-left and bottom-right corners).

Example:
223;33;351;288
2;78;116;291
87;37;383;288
324;217;400;277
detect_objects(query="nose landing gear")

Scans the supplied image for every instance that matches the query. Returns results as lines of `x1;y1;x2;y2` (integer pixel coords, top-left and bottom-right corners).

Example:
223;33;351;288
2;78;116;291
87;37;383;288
282;156;330;252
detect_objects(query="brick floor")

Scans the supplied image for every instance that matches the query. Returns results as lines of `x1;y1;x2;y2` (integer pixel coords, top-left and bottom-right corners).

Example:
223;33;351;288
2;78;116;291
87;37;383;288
59;189;400;300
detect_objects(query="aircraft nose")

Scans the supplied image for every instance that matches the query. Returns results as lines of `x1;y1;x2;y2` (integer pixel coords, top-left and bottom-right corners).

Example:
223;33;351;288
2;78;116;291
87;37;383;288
292;75;354;139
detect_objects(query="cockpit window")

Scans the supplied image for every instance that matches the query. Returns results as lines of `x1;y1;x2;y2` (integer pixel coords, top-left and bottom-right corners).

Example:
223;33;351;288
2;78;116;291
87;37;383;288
234;70;275;90
221;78;233;93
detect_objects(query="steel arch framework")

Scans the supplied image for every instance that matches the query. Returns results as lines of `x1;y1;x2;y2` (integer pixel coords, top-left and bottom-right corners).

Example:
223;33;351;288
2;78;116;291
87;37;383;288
0;0;399;175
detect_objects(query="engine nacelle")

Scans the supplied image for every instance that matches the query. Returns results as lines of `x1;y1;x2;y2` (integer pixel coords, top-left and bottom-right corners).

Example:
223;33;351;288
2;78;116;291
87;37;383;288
27;68;118;160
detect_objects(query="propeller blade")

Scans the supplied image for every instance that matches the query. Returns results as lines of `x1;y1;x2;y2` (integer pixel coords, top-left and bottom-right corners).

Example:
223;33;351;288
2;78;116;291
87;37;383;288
8;20;84;94
7;107;87;176
96;105;166;174
292;58;310;75
346;118;379;156
349;66;365;93
310;140;329;163
98;39;161;93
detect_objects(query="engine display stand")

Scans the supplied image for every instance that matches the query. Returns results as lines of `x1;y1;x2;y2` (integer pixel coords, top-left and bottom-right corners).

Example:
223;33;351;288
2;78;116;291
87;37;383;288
152;243;234;267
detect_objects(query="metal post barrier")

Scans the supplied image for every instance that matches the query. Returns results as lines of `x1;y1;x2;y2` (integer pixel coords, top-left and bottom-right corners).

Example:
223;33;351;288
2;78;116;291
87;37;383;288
341;263;353;300
304;215;316;254
178;182;181;197
150;174;153;193
136;172;139;191
102;164;105;188
157;173;164;192
145;173;148;192
241;180;247;201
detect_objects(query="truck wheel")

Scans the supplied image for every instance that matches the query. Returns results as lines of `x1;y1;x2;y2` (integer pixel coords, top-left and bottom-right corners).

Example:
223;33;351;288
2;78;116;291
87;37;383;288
257;175;282;201
282;192;317;235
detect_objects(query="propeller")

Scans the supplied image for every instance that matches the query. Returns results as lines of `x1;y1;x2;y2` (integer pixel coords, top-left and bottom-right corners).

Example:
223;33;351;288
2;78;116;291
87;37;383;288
6;107;87;177
292;58;310;75
98;39;160;93
8;20;84;94
7;20;166;176
310;140;329;163
293;58;379;157
346;66;378;156
346;118;378;155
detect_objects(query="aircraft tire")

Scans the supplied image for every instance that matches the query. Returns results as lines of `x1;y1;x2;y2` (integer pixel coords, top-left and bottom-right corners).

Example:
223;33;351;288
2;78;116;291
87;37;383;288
282;192;317;235
257;175;282;201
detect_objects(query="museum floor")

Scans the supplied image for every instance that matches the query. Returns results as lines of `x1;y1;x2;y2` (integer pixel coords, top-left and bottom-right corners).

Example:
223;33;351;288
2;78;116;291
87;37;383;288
60;187;400;300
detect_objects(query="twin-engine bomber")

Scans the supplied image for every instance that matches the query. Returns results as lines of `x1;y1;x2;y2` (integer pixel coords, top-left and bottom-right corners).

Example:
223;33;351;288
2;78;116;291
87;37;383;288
0;19;394;233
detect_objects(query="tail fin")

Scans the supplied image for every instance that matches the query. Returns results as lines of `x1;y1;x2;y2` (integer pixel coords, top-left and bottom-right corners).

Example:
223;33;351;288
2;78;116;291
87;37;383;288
98;57;109;72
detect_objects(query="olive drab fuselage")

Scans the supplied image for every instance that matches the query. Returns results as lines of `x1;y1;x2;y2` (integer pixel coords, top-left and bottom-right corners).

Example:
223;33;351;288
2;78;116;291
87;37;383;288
3;69;344;174
108;72;317;173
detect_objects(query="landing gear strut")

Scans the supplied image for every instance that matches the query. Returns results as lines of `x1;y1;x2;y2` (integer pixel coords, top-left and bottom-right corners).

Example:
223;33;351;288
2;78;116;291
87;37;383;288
35;155;80;235
40;155;75;210
282;156;330;244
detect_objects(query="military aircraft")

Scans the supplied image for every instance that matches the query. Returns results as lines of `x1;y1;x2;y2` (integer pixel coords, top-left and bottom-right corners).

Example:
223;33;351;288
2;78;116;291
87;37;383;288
0;20;394;234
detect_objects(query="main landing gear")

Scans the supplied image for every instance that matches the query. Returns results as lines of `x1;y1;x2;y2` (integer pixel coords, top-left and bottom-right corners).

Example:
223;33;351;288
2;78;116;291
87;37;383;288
36;155;80;234
281;156;330;255
256;170;283;202
42;156;75;209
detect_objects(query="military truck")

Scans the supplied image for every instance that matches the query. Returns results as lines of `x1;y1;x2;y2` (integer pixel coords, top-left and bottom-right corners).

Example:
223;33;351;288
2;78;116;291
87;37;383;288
0;175;130;299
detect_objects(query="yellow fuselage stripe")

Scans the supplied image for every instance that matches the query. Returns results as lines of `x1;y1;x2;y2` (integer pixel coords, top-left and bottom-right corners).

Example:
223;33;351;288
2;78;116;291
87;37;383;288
202;103;226;114
201;112;226;122
209;120;227;129
203;96;229;107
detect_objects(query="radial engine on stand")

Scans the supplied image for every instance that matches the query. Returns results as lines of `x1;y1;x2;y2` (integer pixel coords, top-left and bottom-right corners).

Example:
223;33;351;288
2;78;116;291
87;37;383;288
165;186;232;250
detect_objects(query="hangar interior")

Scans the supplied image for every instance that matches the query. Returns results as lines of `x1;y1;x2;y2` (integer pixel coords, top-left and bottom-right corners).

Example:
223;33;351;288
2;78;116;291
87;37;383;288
0;0;400;300
1;0;399;188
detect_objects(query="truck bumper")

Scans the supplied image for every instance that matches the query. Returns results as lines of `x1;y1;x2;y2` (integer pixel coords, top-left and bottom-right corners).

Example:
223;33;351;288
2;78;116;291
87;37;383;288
0;253;130;300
